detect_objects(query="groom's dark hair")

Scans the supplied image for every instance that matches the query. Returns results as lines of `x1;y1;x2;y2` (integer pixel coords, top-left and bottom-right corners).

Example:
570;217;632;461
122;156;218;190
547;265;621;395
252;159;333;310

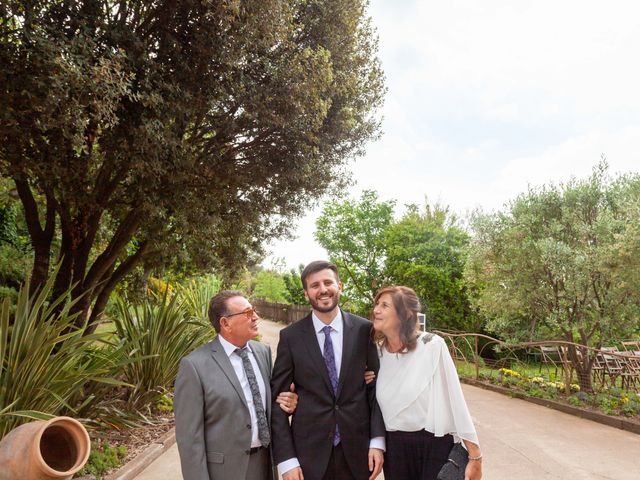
301;261;340;289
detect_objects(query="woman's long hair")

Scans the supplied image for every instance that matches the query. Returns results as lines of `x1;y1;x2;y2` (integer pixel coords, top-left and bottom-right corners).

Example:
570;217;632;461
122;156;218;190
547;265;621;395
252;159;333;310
372;285;421;353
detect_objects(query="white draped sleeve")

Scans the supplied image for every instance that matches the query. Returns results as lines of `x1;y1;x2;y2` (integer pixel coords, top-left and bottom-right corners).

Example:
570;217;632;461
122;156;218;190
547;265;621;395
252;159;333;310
376;333;479;446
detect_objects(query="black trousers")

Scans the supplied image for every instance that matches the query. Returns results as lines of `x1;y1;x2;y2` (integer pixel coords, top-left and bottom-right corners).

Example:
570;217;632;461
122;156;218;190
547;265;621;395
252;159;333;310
321;443;358;480
383;430;454;480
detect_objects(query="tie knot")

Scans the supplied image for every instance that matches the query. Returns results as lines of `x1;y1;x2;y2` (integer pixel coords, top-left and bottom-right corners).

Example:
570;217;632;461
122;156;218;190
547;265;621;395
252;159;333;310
322;325;332;336
236;347;248;358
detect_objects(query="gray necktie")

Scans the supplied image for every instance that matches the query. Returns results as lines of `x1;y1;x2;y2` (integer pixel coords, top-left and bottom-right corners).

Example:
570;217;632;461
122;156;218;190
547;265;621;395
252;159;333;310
236;347;270;447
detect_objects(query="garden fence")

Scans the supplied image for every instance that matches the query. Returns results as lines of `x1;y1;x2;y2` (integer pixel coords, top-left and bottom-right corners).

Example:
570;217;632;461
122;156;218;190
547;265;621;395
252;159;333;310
252;299;310;325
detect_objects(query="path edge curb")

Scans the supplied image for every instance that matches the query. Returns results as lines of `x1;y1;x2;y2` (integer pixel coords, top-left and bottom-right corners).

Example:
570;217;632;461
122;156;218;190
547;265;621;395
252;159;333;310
104;428;176;480
461;377;640;435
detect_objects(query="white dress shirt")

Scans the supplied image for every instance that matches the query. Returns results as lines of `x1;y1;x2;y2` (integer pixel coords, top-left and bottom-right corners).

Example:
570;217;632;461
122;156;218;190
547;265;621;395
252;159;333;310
278;311;385;476
218;334;267;448
312;311;344;374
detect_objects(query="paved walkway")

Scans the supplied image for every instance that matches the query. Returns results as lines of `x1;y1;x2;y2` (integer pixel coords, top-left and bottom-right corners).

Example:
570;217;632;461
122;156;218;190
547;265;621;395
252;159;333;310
135;319;640;479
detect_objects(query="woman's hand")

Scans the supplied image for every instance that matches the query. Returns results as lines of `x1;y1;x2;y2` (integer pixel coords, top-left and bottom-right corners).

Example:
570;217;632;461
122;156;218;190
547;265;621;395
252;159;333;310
464;458;482;480
364;370;376;384
276;382;298;413
463;440;482;480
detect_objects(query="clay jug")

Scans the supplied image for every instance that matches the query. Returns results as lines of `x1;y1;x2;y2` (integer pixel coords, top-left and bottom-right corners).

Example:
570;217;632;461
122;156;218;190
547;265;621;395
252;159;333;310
0;416;91;480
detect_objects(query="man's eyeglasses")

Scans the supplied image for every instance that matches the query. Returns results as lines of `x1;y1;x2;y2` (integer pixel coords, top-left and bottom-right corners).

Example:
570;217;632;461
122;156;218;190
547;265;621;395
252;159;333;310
224;307;259;320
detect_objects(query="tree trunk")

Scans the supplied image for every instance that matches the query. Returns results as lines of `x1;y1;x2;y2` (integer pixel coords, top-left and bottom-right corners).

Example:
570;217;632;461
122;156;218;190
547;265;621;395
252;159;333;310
566;342;594;392
84;241;150;334
14;178;56;294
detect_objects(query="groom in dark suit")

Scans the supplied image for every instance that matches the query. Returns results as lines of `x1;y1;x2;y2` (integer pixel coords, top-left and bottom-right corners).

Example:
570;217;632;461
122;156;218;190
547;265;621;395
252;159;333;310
271;261;385;480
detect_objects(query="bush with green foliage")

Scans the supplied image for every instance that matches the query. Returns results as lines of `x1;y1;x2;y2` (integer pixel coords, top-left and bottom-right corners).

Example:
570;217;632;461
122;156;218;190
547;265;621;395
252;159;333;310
177;274;221;323
252;270;287;303
282;265;307;305
385;203;473;331
315;190;395;314
78;441;128;479
112;290;215;407
466;163;640;391
0;275;127;437
0;244;29;290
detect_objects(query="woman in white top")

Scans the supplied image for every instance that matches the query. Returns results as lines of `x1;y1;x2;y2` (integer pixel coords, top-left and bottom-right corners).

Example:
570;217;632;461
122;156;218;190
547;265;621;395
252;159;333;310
372;286;482;480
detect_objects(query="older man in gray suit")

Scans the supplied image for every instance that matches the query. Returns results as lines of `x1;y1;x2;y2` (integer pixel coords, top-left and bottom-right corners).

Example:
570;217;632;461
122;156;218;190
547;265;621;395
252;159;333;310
174;290;297;480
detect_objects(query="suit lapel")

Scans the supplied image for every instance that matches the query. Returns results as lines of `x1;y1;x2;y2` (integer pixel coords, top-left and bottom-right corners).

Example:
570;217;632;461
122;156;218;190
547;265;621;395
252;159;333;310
337;310;356;399
209;337;248;409
300;314;335;395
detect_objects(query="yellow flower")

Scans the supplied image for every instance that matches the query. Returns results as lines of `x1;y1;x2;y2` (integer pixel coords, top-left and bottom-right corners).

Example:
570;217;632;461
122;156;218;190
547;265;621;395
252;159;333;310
499;368;521;378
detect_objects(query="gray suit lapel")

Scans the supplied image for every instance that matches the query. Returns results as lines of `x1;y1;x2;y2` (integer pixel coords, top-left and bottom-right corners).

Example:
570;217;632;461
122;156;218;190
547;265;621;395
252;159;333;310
209;337;248;409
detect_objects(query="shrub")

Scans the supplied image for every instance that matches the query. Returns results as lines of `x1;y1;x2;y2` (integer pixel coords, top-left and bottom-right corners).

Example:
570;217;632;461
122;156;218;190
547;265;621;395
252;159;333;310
78;441;128;479
0;244;29;289
0;275;124;437
112;290;214;407
568;395;582;406
176;274;221;324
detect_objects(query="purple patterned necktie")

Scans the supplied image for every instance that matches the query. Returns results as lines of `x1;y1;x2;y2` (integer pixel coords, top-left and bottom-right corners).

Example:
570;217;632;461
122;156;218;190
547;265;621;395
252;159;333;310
322;325;341;446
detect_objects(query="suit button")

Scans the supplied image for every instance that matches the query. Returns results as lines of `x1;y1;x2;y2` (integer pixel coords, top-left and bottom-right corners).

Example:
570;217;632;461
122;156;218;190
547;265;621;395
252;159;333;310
245;449;251;455
335;405;340;410
246;424;251;429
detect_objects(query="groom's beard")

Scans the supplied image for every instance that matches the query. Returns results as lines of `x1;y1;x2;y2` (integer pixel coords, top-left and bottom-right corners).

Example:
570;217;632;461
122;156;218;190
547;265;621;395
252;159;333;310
308;293;340;313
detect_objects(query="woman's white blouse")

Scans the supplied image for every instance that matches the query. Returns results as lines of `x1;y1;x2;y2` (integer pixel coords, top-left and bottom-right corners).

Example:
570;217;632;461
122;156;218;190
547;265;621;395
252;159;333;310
376;332;479;446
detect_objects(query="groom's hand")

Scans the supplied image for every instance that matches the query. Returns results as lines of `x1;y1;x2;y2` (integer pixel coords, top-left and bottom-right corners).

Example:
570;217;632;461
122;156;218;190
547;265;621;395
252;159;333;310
368;447;384;480
283;466;304;480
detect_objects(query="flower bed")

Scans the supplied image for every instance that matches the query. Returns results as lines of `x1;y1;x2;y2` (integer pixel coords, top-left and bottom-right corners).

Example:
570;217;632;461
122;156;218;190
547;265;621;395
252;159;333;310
458;365;640;419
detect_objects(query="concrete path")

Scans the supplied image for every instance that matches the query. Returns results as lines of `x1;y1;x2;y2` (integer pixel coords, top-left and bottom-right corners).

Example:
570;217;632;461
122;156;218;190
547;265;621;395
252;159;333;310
135;319;640;479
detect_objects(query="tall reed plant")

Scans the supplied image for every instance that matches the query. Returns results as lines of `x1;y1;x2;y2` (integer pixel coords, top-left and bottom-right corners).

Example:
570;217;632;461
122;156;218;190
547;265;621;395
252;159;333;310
0;276;125;437
112;289;214;407
176;274;221;323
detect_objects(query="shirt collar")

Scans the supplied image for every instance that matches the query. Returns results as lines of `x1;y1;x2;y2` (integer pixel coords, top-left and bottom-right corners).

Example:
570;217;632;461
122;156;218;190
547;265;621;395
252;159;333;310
218;334;252;357
312;309;343;334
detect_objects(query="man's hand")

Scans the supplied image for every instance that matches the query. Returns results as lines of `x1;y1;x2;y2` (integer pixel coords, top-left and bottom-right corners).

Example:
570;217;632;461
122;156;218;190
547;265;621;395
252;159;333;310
276;382;298;413
368;447;384;480
283;466;304;480
364;370;376;384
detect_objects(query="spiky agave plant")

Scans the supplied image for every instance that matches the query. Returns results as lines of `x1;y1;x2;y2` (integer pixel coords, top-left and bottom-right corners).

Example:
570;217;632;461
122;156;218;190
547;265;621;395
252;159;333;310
0;274;126;437
112;287;214;407
175;274;221;325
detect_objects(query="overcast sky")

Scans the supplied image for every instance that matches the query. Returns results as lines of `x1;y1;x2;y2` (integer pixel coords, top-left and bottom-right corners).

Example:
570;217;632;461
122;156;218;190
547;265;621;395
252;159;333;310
264;0;640;269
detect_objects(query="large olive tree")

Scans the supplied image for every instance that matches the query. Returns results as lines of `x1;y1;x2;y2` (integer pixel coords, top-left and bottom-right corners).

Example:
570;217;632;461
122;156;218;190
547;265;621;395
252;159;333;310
0;0;385;327
466;164;640;390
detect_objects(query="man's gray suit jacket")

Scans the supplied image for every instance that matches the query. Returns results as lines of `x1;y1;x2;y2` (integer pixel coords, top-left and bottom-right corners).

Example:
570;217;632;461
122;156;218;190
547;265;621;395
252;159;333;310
174;336;274;480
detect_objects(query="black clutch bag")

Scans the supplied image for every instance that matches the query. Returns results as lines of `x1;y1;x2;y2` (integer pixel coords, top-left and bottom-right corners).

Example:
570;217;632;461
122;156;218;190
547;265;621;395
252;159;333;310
437;442;468;480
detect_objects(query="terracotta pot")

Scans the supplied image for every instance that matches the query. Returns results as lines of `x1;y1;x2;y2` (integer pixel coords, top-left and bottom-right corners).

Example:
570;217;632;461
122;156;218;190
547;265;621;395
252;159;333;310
0;416;91;480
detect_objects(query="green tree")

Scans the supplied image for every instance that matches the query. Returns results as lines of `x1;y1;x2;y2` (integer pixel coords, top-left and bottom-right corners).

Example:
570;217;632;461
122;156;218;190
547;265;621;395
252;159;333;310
315;190;395;314
252;270;287;303
465;163;640;391
0;0;385;328
282;264;306;305
384;203;473;331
